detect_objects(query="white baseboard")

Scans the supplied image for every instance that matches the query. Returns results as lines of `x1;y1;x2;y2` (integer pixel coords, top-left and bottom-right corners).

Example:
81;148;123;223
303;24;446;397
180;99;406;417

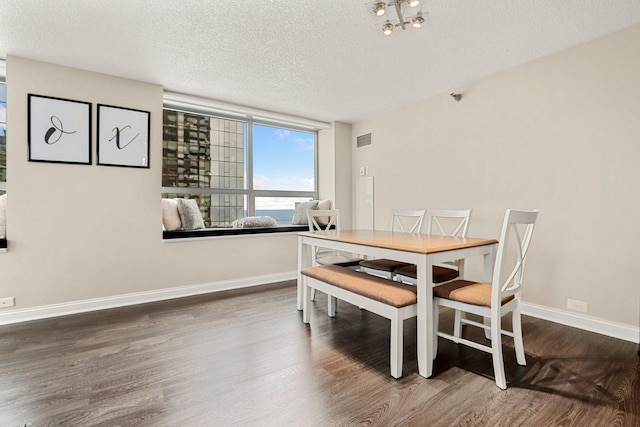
2;278;638;345
0;271;297;326
521;302;639;344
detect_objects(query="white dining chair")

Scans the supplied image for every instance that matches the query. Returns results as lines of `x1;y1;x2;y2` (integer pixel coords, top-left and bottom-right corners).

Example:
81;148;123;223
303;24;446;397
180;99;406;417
307;209;361;302
432;208;539;389
394;209;472;285
359;209;426;279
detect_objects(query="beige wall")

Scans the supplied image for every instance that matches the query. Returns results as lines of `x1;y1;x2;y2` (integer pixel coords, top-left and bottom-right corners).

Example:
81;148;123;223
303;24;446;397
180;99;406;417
318;121;353;227
351;25;640;326
0;56;299;311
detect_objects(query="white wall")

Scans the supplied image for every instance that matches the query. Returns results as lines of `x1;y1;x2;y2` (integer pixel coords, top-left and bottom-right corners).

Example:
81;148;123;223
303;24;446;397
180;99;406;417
0;56;300;313
318;121;353;227
352;25;640;327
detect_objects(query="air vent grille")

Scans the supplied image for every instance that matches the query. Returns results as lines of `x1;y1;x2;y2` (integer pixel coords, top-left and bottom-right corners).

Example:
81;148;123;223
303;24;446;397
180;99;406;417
356;133;372;148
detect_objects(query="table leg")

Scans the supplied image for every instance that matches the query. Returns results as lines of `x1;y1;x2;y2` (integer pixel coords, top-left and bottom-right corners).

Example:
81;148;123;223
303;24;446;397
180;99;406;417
297;236;310;311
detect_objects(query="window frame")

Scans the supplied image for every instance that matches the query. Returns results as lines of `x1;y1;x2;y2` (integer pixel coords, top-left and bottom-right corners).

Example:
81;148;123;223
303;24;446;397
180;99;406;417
161;95;323;236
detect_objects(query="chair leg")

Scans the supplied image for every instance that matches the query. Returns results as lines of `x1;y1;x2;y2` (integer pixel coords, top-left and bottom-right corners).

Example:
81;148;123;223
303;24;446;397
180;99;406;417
310;288;316;301
302;279;311;324
327;295;337;318
432;300;439;360
484;316;492;340
390;311;403;379
453;310;464;339
512;305;526;366
490;313;507;389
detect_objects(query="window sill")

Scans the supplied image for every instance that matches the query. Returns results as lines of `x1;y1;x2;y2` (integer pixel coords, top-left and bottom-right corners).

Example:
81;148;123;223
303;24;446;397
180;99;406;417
162;225;309;241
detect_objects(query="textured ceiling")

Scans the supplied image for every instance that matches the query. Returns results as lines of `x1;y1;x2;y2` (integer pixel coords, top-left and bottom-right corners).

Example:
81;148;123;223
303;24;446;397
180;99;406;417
1;1;640;124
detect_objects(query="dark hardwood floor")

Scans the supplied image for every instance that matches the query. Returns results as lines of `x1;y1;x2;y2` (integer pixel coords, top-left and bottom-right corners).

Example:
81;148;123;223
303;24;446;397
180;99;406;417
0;281;638;426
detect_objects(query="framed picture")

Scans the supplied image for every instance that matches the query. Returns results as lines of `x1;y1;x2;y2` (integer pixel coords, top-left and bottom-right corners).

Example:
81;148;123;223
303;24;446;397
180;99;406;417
28;94;92;165
97;104;150;168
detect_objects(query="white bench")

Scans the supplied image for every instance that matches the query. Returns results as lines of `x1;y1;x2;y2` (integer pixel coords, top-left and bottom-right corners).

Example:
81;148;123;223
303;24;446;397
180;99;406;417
301;264;418;378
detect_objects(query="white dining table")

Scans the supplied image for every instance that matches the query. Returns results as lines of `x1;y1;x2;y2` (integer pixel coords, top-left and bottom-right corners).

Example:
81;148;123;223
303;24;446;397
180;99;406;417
297;229;498;379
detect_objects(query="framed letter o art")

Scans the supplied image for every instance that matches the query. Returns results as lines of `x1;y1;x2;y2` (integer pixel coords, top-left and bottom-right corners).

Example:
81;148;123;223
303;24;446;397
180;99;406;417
97;104;150;168
28;94;92;165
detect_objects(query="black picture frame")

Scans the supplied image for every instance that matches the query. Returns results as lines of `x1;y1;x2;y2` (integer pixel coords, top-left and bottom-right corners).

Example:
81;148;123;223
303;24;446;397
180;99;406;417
28;94;92;165
97;104;150;168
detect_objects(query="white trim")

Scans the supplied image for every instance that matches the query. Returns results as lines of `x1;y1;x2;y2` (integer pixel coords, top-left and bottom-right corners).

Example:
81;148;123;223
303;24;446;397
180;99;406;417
522;301;639;343
0;58;5;78
163;91;331;131
0;271;296;326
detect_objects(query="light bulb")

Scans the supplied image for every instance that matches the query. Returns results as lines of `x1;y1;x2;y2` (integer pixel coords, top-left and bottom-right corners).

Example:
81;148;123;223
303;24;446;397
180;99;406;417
407;0;419;7
373;2;386;16
412;15;424;27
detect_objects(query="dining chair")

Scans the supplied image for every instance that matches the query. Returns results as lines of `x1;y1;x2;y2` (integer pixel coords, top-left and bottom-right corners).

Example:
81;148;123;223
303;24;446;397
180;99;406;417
432;208;539;389
394;209;472;285
307;209;361;301
359;209;426;279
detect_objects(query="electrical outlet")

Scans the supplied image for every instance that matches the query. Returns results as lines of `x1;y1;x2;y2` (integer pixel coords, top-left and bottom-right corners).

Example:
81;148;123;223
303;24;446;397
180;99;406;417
567;299;588;314
0;297;15;308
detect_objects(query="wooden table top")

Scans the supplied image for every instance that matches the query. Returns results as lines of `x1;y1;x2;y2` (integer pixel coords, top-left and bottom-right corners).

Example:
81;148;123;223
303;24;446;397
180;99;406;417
298;229;498;254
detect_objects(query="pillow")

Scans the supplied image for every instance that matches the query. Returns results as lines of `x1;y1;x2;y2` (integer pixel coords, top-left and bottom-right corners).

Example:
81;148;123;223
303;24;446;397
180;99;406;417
315;199;332;224
291;200;319;225
0;194;6;239
176;198;205;230
161;198;182;231
232;216;278;228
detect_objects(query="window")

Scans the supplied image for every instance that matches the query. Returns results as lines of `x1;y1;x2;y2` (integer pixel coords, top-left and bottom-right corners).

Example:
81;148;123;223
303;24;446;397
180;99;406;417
161;108;317;229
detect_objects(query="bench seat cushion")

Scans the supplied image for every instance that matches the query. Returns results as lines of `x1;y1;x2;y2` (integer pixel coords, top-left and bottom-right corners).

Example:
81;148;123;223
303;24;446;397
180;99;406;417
359;258;412;272
433;279;515;307
394;264;460;284
301;265;417;308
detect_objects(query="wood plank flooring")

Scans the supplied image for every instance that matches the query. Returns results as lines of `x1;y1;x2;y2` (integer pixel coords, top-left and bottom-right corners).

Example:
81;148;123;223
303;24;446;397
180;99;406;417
0;281;638;426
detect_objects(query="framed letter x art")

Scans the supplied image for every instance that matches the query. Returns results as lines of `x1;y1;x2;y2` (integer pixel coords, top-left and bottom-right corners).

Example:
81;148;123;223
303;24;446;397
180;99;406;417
97;104;150;168
28;94;92;165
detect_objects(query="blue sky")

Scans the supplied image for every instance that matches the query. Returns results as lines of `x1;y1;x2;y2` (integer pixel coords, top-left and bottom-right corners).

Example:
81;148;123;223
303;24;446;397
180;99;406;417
251;124;315;210
252;124;314;192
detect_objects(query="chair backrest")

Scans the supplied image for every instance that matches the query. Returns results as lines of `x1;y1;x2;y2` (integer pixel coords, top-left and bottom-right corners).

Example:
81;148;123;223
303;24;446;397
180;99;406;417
307;209;341;232
391;209;425;234
492;209;539;305
425;209;471;237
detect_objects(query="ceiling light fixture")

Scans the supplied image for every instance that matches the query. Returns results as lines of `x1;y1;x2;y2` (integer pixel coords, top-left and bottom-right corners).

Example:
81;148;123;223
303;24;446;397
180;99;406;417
373;2;386;16
382;21;394;35
412;12;424;28
371;0;426;36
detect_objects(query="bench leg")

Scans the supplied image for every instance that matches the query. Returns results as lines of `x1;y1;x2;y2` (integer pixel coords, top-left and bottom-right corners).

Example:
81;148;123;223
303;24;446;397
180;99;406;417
302;278;311;324
390;312;403;379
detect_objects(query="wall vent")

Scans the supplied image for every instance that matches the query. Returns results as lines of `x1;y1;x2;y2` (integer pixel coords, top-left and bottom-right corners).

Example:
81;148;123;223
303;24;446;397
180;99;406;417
356;133;372;148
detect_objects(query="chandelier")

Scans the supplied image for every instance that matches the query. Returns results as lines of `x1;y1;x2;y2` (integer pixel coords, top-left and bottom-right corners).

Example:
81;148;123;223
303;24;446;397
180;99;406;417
370;0;425;35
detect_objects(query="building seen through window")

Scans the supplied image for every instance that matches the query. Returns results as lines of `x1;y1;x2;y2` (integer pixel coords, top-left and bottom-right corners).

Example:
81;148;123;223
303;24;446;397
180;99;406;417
162;109;316;228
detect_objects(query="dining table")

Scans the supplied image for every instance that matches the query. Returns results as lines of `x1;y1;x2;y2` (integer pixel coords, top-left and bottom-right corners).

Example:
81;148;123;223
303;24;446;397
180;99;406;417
297;229;498;379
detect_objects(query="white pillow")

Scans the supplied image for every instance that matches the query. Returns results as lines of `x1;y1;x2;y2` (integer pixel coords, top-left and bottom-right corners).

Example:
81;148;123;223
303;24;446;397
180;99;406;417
291;200;319;225
0;194;6;239
162;198;182;231
176;198;205;230
232;216;278;228
315;199;332;224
